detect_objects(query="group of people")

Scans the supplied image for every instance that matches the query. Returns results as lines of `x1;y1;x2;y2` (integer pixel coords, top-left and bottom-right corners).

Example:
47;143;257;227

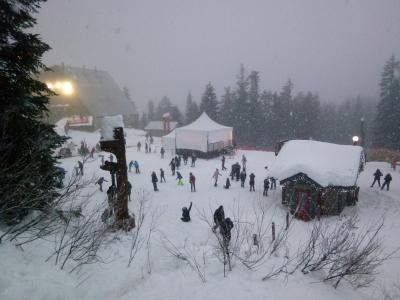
371;168;393;191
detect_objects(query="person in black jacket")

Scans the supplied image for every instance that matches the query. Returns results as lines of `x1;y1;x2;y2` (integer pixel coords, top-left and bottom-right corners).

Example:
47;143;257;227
96;177;108;192
220;217;234;247
169;159;176;176
151;171;159;191
240;170;246;187
160;168;166;183
181;202;193;222
249;173;255;191
270;177;277;190
371;168;383;187
127;181;132;201
213;205;225;231
381;173;392;191
263;177;270;196
221;155;227;171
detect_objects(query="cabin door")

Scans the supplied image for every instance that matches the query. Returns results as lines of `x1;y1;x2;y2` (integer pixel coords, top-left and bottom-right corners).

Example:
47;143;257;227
295;189;311;221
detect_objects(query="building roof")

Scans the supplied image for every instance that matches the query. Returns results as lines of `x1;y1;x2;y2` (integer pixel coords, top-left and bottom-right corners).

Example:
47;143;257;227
42;65;136;117
269;140;364;187
176;112;232;132
145;121;178;131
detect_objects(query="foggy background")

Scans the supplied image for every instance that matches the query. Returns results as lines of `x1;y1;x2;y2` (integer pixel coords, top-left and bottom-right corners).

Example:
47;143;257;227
36;0;400;112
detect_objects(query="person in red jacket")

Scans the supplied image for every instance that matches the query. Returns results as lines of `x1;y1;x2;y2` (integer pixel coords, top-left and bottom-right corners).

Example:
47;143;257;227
189;172;196;192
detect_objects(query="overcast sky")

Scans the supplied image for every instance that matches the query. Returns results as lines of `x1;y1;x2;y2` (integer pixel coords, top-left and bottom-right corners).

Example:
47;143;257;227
36;0;400;112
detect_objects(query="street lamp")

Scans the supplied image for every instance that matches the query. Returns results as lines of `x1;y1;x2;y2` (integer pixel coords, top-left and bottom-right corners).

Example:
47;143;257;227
352;136;359;145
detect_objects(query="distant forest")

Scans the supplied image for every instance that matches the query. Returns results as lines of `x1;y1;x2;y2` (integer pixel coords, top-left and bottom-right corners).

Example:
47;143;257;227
133;56;400;150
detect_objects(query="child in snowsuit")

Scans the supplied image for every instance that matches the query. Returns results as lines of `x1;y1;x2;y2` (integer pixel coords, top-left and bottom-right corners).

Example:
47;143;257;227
128;160;134;172
189;172;196;192
176;171;184;186
249;173;255;191
381;173;392;191
151;171;158;191
213;168;222;187
263;178;270;196
134;161;140;174
181;202;193;222
371;168;383;187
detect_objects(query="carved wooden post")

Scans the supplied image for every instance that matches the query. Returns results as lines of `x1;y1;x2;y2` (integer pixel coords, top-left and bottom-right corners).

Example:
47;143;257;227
100;127;134;230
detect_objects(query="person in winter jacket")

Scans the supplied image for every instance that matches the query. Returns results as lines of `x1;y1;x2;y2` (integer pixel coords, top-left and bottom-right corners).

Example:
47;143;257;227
235;163;241;181
127;181;132;201
189;172;196;192
213;168;222;187
137;141;141;152
230;164;235;180
78;160;84;175
213;205;225;231
191;152;197;167
240;170;246;187
241;154;247;170
224;178;231;189
169;159;176;175
160;168;166;182
221;155;227;171
371;168;383;187
96;177;108;192
128;160;134;172
249;173;255;191
145;142;148;153
270;177;277;190
160;147;165;159
263;178;270;196
220;217;234;244
175;156;180;170
151;171;158;191
183;152;188;165
381;173;392;191
181;202;193;222
134;160;140;173
176;171;184;186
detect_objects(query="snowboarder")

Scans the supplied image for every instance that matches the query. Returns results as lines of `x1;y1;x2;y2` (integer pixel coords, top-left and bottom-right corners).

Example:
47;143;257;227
127;181;132;201
371;168;383;187
381;173;392;191
240;170;246;187
263;177;270;196
176;171;184;186
224;178;231;189
242;154;247;170
137;141;141;152
128;160;134;172
213;168;222;187
189;172;196;192
160;168;166;183
134;160;140;174
151;171;159;191
78;160;84;175
221;155;227;171
270;177;277;190
213;205;225;232
249;173;255;192
181;202;193;222
160;147;165;159
169;159;176;176
191;152;197;167
96;177;108;192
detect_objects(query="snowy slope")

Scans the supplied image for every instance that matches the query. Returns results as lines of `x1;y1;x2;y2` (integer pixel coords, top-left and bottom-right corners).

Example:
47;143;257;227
1;129;399;300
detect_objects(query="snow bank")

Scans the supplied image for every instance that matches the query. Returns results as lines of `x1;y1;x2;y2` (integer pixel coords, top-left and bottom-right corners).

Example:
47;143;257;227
101;115;124;140
269;140;364;186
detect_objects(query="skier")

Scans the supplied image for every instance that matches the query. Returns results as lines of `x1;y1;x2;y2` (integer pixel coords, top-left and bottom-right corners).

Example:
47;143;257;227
181;202;193;222
371;168;383;187
137;141;141;152
221;155;227;171
128;160;134;172
127;181;132;201
134;160;140;174
169;159;176;176
160;147;165;159
160;168;166;183
176;171;184;186
224;178;231;189
381;173;392;191
240;170;246;187
189;172;196;192
270;177;277;190
191;152;197;167
263;177;270;196
213;168;222;187
96;177;108;192
241;154;247;170
151;171;159;191
213;205;225;232
78;160;84;175
249;173;255;192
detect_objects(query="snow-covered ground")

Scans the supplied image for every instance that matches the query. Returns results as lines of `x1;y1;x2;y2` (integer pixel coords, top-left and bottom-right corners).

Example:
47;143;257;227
1;128;399;300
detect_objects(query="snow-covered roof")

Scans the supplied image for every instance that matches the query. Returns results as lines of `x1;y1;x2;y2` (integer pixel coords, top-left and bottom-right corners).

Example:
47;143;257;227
101;115;124;140
145;121;178;131
269;140;364;187
176;112;232;132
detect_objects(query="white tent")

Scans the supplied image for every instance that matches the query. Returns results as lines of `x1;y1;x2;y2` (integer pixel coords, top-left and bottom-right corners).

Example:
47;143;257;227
161;130;176;153
175;112;233;153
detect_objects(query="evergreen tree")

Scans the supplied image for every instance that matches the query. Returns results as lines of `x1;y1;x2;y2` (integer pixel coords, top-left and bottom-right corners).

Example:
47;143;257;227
232;64;249;145
123;86;138;127
259;90;274;146
0;0;66;224
200;82;219;120
147;99;155;121
156;96;172;119
218;86;235;126
170;105;183;125
373;55;400;149
185;92;200;124
139;112;148;129
248;71;262;145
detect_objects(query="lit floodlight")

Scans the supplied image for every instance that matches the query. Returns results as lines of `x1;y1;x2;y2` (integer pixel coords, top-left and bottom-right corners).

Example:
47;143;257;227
55;82;62;89
46;82;53;89
352;136;359;142
62;81;73;95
